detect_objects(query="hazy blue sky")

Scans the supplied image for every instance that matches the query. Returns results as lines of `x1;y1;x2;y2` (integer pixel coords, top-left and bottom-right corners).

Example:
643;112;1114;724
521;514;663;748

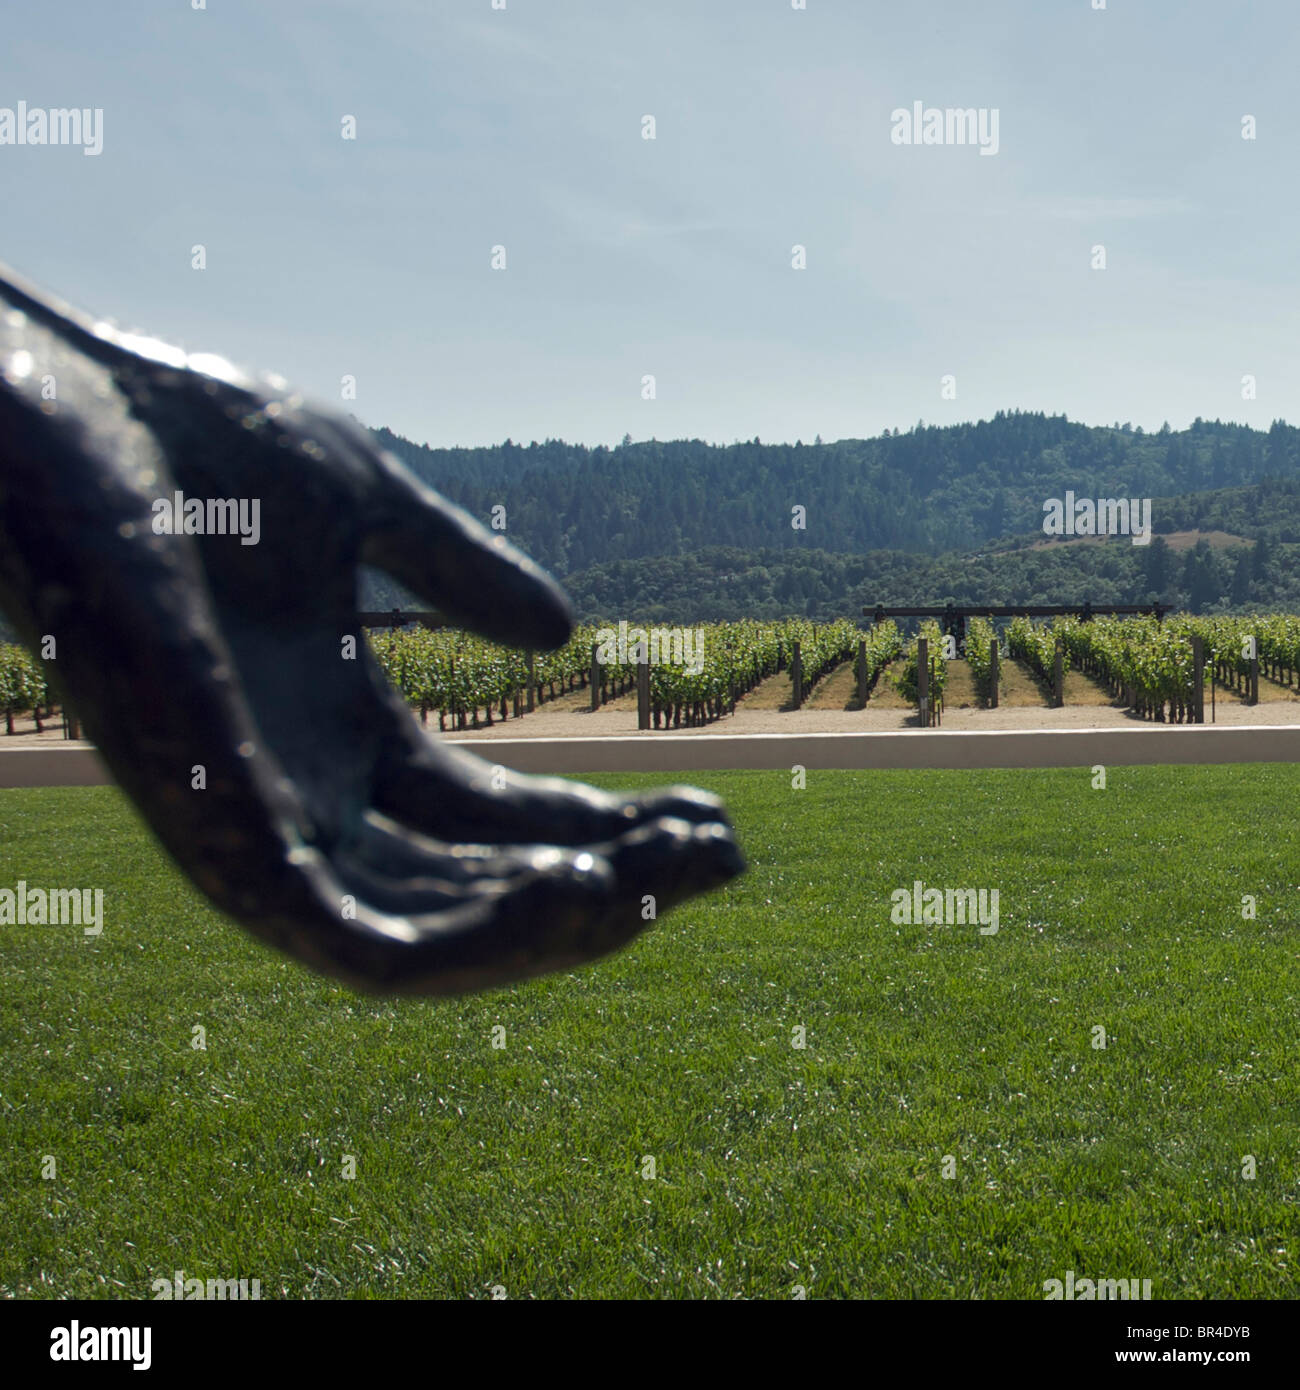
2;0;1296;448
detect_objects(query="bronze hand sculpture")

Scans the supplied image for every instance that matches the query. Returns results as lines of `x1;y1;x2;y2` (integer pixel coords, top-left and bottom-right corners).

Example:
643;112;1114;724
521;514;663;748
0;266;744;995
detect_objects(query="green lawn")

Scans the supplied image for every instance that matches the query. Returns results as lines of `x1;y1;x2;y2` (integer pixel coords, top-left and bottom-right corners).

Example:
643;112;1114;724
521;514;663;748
1;767;1298;1299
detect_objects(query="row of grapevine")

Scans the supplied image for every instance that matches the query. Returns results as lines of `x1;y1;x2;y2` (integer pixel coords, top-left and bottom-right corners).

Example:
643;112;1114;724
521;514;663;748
963;616;1002;701
0;643;50;734
1169;613;1300;703
1180;614;1300;693
648;621;787;728
894;619;948;716
581;622;775;729
1252;615;1300;686
1182;615;1256;691
579;619;862;729
368;626;601;730
596;618;890;726
792;620;859;684
859;620;904;697
1007;616;1065;690
1052;615;1198;721
784;619;861;704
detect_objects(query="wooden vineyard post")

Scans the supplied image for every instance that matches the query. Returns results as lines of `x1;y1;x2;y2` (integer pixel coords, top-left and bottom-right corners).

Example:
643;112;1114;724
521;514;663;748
857;638;868;707
1249;648;1259;706
930;655;941;726
590;643;600;711
989;638;1000;709
791;640;803;710
1190;634;1205;724
917;635;930;727
1053;639;1064;709
526;650;535;712
637;651;650;730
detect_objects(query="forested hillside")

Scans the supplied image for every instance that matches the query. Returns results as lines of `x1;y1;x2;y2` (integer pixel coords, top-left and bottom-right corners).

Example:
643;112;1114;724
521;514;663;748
554;535;1299;624
6;412;1299;643
354;413;1300;621
371;412;1300;577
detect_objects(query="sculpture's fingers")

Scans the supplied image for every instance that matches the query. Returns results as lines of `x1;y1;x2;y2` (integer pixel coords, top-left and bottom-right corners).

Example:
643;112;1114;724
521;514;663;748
278;814;742;996
265;838;621;996
336;809;556;892
353;435;573;651
599;815;746;911
366;704;734;846
338;805;742;907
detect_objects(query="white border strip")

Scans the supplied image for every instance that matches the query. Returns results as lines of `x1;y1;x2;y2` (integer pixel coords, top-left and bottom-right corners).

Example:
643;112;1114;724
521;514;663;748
0;722;1295;789
0;745;111;787
4;727;1300;787
448;727;1300;773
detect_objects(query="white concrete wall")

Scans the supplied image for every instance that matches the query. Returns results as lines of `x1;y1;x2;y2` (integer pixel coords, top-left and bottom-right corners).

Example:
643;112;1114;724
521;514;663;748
0;745;113;787
4;725;1300;787
447;727;1300;773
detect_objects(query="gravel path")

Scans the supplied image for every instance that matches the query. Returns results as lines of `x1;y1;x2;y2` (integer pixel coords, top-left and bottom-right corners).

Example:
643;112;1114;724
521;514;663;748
7;694;1298;747
444;699;1300;739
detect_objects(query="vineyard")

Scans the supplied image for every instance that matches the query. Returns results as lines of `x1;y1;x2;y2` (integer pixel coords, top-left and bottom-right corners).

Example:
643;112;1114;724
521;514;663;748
893;619;949;723
7;611;1300;736
1007;616;1063;692
1007;613;1300;723
0;643;50;734
964;616;1002;703
367;618;886;730
366;611;1300;729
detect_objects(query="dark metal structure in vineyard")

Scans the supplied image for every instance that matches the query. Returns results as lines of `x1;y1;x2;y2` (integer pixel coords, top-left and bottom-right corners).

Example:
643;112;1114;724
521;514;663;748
358;610;448;631
864;601;1168;650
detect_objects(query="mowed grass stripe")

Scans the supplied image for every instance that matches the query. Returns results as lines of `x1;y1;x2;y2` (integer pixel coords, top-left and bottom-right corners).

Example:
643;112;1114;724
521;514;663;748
0;768;1297;1298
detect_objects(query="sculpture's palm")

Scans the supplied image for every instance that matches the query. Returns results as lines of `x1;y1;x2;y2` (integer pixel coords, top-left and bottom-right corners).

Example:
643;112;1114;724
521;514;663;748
0;266;744;994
